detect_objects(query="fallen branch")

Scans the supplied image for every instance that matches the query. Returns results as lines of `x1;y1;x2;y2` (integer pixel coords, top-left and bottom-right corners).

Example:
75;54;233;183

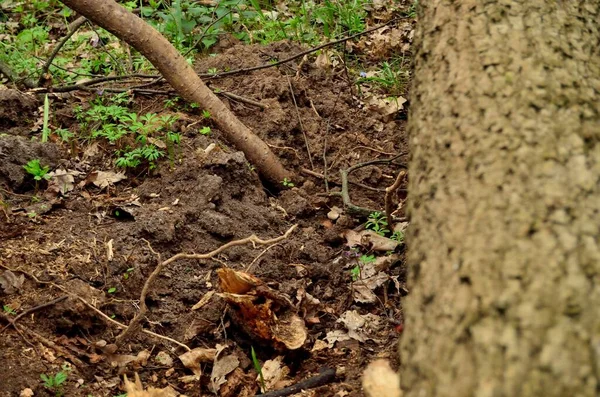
59;0;290;184
115;224;298;346
257;367;336;397
39;16;87;86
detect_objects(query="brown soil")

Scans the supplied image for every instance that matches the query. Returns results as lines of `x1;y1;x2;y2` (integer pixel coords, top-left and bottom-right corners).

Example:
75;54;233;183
0;41;407;397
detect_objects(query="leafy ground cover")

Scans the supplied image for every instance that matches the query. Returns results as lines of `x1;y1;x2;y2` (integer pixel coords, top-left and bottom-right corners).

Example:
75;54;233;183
0;0;415;395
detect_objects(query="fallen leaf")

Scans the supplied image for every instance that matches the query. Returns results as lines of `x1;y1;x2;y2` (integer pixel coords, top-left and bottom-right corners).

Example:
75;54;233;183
86;171;127;189
344;230;398;251
123;373;177;397
0;270;24;294
19;389;34;397
178;347;217;376
210;354;240;393
362;359;402;397
154;351;173;367
260;356;291;392
46;168;82;196
352;273;389;303
191;290;215;310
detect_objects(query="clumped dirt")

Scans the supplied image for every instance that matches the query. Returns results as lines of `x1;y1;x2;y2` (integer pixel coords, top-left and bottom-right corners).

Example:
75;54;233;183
0;39;408;397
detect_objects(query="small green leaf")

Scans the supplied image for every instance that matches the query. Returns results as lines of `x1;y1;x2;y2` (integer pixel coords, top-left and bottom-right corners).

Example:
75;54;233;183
107;287;117;294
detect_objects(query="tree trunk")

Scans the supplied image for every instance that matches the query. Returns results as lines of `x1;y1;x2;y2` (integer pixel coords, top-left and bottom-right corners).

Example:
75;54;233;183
401;2;600;396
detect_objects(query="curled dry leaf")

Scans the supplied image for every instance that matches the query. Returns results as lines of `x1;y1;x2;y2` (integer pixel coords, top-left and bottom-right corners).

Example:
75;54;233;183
178;347;217;376
85;170;127;189
123;373;177;397
0;270;25;294
344;230;398;252
210;354;240;394
217;268;307;350
362;359;402;397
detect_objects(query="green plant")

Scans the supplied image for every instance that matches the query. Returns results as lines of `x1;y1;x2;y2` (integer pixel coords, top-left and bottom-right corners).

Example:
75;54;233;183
350;265;360;281
365;212;389;236
123;267;135;280
42;94;50;142
251;346;266;392
199;126;211;136
41;365;71;397
202;109;211;119
107;287;117;294
282;178;294;188
391;230;405;243
23;159;51;193
3;305;17;315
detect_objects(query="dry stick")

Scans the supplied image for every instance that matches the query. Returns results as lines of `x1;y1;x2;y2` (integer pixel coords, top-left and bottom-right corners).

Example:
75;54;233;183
384;169;407;228
32;74;159;93
335;156;406;217
59;0;290;184
115;224;298;346
300;167;385;192
39;16;87;86
287;76;314;169
202;17;404;80
0;295;68;334
218;89;267;109
257;367;336;397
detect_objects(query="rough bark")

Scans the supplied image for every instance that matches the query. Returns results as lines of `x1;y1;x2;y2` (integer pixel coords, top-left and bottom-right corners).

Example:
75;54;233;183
402;1;600;396
59;0;291;184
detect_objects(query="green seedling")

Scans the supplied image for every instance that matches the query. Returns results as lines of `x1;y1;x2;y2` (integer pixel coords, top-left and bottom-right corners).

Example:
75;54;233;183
107;287;117;294
202;109;211;119
350;265;360;281
41;364;71;397
3;305;17;315
391;230;405;243
42;94;50;142
351;254;376;281
365;211;389;236
199;126;211;136
123;267;134;280
23;159;51;193
251;346;266;392
282;178;294;188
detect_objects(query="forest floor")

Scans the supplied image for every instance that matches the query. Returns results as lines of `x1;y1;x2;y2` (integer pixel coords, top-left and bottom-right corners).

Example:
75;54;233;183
0;2;413;396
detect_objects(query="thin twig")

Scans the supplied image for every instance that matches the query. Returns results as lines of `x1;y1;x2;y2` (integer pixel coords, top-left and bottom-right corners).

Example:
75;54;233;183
384;170;406;228
31;74;159;93
115;225;298;346
245;244;281;272
39;16;87;86
218;89;266;109
202;18;405;80
287;76;313;169
337;156;406;217
257;367;336;397
0;296;68;334
300;168;385;192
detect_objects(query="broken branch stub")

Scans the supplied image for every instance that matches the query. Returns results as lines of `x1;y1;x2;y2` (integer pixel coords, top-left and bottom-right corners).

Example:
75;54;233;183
59;0;291;184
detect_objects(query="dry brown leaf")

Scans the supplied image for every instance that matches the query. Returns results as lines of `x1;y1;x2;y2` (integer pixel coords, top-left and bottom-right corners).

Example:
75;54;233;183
0;270;24;294
362;359;402;397
344;230;398;251
124;373;177;397
86;170;127;189
178;347;217;376
218;268;262;294
191;290;215;310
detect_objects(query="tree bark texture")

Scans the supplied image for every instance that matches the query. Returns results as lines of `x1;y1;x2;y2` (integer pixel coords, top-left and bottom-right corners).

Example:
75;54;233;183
402;1;600;396
59;0;291;184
